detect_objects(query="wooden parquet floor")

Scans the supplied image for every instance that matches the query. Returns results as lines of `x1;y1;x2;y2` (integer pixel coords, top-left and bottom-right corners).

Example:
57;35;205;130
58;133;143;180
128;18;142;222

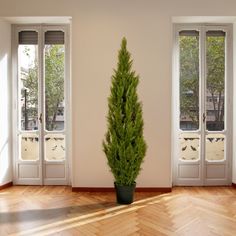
0;186;236;236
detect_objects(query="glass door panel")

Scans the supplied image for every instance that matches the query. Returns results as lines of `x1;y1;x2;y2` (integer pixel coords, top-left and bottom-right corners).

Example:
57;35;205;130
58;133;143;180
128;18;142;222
206;134;225;161
44;30;66;160
179;30;200;131
18;30;39;159
20;134;39;161
179;133;200;161
44;31;65;132
18;33;39;132
179;30;200;162
206;31;225;131
45;134;65;161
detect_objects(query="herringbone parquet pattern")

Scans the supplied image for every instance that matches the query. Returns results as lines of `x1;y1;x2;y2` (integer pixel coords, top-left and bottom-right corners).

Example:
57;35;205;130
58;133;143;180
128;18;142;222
0;186;236;235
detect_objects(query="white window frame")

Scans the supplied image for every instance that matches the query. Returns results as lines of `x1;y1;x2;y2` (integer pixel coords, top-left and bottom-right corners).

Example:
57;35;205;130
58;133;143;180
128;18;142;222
12;24;72;185
172;23;233;186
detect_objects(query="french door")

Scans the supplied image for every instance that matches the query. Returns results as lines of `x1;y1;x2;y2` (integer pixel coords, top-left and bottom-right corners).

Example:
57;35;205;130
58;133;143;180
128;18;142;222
173;25;232;186
13;25;69;185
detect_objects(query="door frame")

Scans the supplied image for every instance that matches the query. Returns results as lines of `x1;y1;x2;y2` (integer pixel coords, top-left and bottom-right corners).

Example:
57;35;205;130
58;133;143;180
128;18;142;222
12;24;71;185
172;23;233;186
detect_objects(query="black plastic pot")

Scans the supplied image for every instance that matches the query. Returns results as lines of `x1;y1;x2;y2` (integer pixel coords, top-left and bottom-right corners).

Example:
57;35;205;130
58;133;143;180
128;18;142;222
114;182;136;204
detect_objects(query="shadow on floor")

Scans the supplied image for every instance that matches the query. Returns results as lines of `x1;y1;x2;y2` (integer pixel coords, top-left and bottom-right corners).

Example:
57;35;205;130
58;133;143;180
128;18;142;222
0;201;116;223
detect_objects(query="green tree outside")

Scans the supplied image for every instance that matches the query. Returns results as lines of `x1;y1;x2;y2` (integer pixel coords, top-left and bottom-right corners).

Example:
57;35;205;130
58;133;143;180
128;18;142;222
22;44;65;131
179;34;225;130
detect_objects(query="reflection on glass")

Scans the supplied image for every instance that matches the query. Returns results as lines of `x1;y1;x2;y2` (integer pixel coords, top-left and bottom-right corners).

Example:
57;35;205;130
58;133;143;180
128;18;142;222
179;133;200;160
45;134;65;161
20;134;39;160
206;134;225;161
206;31;225;131
18;43;38;131
179;31;200;131
45;43;65;131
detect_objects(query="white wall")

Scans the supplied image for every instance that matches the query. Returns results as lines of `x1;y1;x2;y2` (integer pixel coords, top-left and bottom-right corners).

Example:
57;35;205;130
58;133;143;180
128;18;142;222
0;20;12;186
1;0;236;187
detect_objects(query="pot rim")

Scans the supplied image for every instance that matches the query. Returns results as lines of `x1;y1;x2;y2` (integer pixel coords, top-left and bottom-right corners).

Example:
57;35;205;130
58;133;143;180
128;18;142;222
114;182;136;187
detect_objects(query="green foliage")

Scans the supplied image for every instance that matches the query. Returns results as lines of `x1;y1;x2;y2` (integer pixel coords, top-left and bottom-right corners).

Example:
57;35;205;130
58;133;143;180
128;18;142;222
103;38;147;186
180;35;225;125
23;65;38;118
45;45;65;130
22;45;64;130
180;36;199;125
206;36;225;122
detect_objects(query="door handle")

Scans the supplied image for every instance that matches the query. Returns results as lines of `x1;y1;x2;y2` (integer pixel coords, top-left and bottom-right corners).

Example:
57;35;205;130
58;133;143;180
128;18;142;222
39;113;42;123
203;113;206;123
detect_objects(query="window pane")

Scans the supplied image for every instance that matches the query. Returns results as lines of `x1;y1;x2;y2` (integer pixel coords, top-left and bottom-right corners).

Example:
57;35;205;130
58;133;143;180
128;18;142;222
20;134;39;160
179;133;200;161
44;32;65;131
45;134;65;161
18;31;38;131
206;134;225;161
206;31;225;131
179;31;200;131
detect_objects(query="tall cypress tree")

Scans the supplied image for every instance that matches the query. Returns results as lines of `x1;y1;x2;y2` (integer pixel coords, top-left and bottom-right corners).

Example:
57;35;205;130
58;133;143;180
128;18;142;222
103;37;147;186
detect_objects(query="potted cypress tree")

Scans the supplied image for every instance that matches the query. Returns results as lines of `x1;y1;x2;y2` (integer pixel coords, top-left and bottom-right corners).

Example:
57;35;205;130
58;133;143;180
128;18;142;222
103;37;147;204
